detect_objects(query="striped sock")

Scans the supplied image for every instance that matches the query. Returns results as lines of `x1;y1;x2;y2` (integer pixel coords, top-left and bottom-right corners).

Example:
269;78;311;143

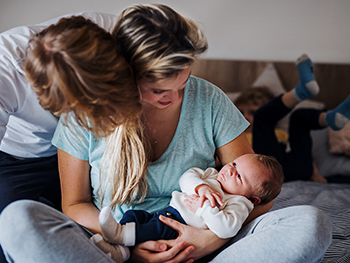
326;95;350;130
292;54;320;101
99;207;125;245
91;234;130;263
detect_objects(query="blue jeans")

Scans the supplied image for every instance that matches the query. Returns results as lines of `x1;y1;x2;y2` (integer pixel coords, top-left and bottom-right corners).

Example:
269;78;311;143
0;200;332;263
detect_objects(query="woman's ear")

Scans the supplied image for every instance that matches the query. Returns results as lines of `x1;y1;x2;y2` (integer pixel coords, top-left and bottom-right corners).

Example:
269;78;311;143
249;196;261;205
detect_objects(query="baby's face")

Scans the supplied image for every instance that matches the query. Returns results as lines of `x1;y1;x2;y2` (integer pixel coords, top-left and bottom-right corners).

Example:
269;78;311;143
217;154;266;198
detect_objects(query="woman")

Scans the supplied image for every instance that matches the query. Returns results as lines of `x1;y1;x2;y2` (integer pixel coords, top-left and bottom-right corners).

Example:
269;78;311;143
0;4;331;263
0;14;140;263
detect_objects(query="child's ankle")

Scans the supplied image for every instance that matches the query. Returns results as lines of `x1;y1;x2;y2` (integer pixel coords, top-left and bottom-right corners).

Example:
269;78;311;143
293;54;319;101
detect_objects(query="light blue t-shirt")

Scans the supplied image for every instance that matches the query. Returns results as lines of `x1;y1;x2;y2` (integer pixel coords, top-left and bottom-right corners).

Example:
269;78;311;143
52;76;249;221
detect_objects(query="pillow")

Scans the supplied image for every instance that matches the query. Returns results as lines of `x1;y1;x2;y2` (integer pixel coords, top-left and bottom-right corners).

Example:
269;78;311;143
252;63;286;96
311;129;350;177
328;122;350;156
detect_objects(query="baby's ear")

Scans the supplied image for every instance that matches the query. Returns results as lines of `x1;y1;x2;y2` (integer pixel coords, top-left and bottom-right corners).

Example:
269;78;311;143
249;196;261;205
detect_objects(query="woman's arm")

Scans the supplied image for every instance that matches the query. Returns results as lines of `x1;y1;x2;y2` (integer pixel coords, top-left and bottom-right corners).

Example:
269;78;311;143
58;148;102;234
215;133;254;166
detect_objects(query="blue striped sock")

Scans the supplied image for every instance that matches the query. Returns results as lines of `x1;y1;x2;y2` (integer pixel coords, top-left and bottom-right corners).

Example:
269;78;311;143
292;54;320;101
326;95;350;130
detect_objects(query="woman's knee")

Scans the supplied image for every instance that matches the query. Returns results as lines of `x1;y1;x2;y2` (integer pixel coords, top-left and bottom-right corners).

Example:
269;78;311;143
277;205;332;252
296;206;332;260
1;200;39;230
0;201;38;252
0;200;55;243
257;206;332;262
299;205;332;242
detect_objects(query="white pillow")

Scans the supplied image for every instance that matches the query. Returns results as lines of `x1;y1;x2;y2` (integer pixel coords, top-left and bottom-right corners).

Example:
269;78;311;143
252;63;286;96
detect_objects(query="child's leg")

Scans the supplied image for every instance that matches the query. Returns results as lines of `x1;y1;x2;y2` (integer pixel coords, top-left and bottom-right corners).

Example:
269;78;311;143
281;55;320;109
253;95;292;160
90;234;129;263
285;109;324;181
325;95;350;130
121;207;185;245
99;207;136;246
310;162;327;183
132;207;184;244
291;54;320;101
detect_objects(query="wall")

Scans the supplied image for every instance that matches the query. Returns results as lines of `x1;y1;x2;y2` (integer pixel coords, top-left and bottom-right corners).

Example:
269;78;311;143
1;0;350;63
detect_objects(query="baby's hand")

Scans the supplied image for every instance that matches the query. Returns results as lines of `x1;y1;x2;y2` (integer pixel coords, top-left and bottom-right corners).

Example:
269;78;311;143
184;194;202;213
196;185;223;208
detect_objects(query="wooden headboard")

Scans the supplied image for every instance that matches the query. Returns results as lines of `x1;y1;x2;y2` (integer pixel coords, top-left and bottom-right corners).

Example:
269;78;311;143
192;59;350;109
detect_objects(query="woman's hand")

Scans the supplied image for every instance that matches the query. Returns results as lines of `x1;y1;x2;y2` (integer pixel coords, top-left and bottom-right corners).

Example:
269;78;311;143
131;239;195;263
158;215;229;261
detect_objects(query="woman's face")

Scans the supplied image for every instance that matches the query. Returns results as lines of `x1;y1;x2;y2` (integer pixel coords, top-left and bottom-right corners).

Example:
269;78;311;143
137;68;191;109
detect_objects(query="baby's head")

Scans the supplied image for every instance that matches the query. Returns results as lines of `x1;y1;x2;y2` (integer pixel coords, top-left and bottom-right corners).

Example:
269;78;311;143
217;153;284;205
235;87;274;132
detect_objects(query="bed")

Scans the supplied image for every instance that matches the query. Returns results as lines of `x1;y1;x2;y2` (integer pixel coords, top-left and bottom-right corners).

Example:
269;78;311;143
192;58;350;263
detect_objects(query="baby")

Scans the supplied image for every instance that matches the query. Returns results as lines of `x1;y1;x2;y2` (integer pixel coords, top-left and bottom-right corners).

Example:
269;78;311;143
91;153;284;262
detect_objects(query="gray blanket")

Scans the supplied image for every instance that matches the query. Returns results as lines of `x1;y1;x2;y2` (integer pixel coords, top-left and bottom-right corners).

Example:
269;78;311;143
271;181;350;263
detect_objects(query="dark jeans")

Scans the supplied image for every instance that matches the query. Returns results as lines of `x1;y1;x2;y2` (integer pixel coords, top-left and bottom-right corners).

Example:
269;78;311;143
120;206;186;244
0;151;61;263
252;95;323;181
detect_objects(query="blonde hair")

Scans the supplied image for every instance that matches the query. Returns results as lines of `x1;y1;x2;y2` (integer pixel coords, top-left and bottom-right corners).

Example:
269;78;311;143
99;118;150;206
25;15;141;137
252;154;284;205
112;4;208;82
94;4;210;209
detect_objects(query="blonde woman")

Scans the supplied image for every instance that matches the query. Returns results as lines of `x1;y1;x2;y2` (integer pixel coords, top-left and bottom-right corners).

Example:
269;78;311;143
0;5;332;263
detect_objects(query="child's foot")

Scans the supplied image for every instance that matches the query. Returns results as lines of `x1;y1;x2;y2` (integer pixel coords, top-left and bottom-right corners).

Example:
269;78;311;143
292;54;320;101
325;95;350;130
99;207;136;246
99;207;125;245
91;234;130;263
310;163;327;184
